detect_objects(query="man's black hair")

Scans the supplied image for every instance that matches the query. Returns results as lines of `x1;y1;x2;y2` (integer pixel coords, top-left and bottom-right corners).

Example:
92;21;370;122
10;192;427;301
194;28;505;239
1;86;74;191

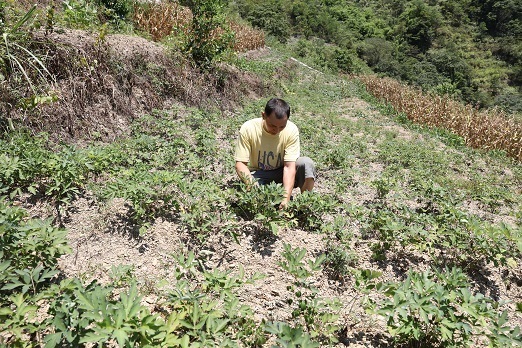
264;98;290;119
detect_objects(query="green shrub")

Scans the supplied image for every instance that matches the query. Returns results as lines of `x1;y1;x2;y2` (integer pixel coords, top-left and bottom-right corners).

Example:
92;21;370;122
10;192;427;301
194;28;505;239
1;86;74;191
61;0;100;28
96;0;133;21
184;0;234;69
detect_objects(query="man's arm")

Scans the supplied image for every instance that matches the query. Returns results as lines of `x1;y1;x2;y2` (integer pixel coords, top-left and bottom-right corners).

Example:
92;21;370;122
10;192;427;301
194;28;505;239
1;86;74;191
281;161;296;209
235;161;257;189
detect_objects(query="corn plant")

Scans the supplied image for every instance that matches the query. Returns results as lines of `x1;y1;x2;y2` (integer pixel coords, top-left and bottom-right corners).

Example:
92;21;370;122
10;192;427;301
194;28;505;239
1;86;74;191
359;75;522;161
132;1;192;41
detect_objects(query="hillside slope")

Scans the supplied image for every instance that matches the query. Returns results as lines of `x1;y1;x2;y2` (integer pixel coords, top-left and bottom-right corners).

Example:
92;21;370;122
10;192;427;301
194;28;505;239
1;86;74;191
2;33;522;347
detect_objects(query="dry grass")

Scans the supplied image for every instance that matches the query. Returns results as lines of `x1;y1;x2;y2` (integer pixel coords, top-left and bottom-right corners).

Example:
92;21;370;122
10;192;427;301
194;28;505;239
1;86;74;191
132;1;192;42
132;2;264;51
230;22;265;52
358;75;522;161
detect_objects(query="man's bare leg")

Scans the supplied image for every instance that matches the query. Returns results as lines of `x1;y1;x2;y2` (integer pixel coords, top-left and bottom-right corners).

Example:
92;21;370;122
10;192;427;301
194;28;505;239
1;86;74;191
300;178;314;192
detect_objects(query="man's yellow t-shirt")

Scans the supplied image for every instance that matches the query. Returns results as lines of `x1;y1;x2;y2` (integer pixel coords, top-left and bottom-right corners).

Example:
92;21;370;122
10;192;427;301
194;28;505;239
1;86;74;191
234;118;300;171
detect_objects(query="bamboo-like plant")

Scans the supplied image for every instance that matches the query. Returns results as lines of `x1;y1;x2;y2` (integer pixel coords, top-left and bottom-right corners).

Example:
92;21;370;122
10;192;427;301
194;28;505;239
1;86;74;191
1;4;54;92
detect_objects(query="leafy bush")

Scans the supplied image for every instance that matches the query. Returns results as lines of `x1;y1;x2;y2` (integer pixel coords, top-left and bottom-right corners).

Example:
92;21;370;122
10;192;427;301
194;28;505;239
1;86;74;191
96;0;134;21
184;0;234;69
61;0;100;28
367;267;522;347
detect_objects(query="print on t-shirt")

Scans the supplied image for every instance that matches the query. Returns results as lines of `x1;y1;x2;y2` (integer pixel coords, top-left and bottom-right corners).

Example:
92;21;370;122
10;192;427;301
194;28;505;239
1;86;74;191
257;150;283;170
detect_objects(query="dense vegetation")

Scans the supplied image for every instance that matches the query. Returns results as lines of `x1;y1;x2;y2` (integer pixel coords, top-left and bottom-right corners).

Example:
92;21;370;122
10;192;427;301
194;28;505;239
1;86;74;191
234;0;522;113
1;0;521;347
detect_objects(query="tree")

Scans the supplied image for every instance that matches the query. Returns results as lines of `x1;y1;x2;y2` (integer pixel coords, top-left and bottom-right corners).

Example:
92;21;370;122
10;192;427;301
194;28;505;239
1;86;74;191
398;0;442;52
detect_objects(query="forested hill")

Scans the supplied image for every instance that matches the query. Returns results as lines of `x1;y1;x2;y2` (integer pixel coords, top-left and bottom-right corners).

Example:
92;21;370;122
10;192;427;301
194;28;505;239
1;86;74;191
232;0;522;113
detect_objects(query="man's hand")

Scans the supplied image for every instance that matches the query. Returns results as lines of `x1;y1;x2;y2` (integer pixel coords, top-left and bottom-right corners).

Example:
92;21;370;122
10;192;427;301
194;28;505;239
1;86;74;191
279;198;289;210
236;161;256;189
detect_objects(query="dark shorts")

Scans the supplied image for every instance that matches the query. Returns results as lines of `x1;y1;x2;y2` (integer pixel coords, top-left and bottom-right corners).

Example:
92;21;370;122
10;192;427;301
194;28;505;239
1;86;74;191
251;157;316;188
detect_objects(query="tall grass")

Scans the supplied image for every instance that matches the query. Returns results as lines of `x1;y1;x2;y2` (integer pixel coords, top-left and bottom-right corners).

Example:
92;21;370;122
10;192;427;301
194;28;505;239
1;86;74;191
359;75;522;161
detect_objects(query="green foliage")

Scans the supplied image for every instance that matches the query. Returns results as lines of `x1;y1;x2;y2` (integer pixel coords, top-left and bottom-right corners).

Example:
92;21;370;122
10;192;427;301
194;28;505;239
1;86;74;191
100;168;183;231
0;201;70;346
164;250;269;346
184;0;234;69
287;191;336;231
0;4;54;93
365;197;522;270
236;0;521;110
237;0;291;42
367;267;522;347
264;322;319;347
96;0;134;21
0;199;70;280
323;243;356;280
61;0;100;29
234;181;289;234
44;147;92;209
279;244;340;343
397;0;442;52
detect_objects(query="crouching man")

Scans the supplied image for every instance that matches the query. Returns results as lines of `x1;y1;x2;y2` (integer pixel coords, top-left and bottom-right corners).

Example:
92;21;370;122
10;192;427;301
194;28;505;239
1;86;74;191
234;98;316;209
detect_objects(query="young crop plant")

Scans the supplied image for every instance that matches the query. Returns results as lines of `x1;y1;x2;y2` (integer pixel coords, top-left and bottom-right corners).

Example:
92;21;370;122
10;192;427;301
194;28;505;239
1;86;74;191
44;147;93;216
0;131;50;200
287;191;337;232
323;243;357;280
43;280;164;348
162;250;269;346
0;200;71;346
233;181;290;234
278;243;341;344
100;168;183;234
0;199;70;278
264;321;319;348
367;267;522;347
177;179;240;242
